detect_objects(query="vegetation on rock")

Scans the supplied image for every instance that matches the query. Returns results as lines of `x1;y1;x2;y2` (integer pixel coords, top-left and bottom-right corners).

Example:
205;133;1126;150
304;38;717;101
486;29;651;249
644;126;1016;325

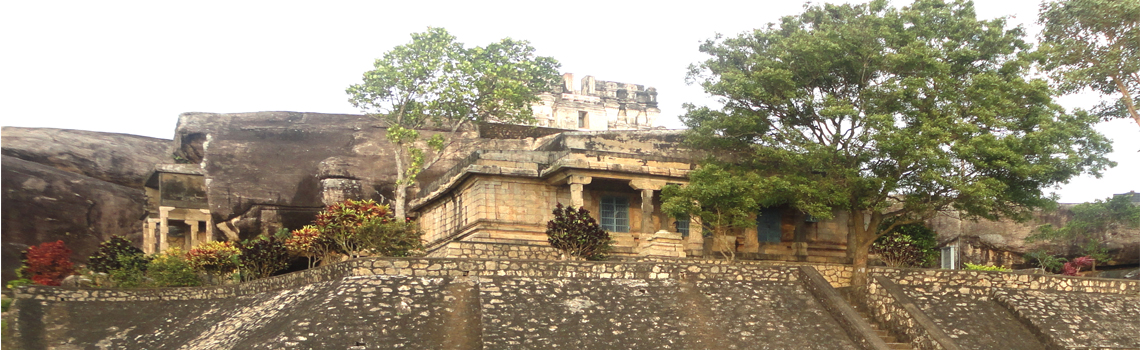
669;0;1113;287
347;27;561;219
1027;195;1140;269
546;204;613;260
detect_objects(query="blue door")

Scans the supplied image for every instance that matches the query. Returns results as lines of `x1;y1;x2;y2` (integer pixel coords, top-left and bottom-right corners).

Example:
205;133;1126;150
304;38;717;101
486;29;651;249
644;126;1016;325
757;208;782;243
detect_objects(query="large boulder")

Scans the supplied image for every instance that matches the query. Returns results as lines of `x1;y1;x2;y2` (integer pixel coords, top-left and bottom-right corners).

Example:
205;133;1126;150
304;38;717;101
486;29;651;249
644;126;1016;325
1;156;147;284
174;112;539;238
1;127;172;188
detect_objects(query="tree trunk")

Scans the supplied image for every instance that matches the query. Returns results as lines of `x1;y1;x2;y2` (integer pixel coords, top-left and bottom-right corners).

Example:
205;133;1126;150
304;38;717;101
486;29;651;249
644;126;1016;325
1110;76;1140;128
394;181;409;220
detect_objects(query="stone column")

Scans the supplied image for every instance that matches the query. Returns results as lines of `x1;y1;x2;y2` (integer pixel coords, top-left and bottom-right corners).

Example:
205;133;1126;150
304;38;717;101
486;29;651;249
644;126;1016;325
568;175;592;209
142;219;155;254
204;210;215;243
187;220;201;251
640;189;654;235
158;206;173;252
629;179;666;245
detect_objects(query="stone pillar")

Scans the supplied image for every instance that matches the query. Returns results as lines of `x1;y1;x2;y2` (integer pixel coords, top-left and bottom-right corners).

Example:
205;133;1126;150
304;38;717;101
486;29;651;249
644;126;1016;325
158;206;173;252
687;215;705;256
204;210;215;243
628;179;666;246
142;219;155;254
640;189;654;235
187;220;201;251
568;175;592;209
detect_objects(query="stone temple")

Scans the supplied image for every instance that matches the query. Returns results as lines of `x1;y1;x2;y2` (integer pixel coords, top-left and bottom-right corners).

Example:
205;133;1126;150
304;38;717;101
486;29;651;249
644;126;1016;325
2;74;1138;349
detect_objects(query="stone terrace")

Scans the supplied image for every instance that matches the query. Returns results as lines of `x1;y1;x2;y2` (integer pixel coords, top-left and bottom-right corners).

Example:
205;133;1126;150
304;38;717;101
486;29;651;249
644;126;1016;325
5;258;1138;350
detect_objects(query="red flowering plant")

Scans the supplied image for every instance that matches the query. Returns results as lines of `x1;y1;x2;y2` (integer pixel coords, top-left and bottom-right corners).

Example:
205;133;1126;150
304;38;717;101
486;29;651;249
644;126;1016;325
24;240;76;286
314;199;394;258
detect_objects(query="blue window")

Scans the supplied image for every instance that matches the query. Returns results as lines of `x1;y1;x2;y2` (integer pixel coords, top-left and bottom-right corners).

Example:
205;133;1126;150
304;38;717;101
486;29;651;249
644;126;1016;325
674;216;690;237
600;196;630;232
757;208;782;243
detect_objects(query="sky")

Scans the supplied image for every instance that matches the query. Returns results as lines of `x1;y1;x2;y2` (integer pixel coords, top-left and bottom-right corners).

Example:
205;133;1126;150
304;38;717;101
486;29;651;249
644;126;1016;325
1;0;1135;203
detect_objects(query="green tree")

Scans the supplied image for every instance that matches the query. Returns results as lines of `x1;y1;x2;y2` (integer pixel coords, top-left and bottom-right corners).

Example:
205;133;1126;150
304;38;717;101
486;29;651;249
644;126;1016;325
347;28;561;219
675;0;1113;287
1038;0;1140;127
1027;195;1140;267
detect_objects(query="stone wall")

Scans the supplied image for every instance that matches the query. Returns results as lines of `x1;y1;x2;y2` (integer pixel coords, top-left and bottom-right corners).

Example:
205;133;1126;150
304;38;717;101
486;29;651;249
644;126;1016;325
995;289;1140;349
426;242;563;260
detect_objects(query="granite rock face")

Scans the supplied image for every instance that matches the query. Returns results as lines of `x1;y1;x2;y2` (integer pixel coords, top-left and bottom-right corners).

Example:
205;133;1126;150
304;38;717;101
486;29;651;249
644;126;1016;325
1;156;147;284
1;127;172;188
173;112;540;238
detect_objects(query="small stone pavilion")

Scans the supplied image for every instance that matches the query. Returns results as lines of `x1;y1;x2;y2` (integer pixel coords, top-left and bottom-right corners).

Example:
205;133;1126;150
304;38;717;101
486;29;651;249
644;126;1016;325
532;73;659;131
142;164;214;254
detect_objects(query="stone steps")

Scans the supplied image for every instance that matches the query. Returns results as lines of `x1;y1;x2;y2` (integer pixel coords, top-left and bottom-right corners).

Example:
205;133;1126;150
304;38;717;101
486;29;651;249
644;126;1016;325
854;309;912;350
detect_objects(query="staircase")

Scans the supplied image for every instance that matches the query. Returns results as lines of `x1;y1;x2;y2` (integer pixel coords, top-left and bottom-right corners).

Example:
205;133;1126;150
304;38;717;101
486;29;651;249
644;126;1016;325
853;308;913;350
838;286;913;350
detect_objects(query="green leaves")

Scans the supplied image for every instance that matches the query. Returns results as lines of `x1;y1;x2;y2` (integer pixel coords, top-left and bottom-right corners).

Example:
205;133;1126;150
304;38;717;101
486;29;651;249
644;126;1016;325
1038;0;1140;125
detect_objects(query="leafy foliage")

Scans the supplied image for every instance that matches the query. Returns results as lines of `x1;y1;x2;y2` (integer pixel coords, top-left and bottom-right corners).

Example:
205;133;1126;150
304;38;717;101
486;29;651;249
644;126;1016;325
1038;0;1140;126
1061;255;1096;276
673;0;1113;286
315;199;393;257
1026;195;1140;265
237;236;290;281
963;263;1011;272
145;249;201;287
88;236;146;274
186;241;240;276
106;253;150;288
872;221;938;268
284;225;335;268
346;27;561;219
1024;249;1067;273
24;240;75;286
354;218;425;258
546;204;613;260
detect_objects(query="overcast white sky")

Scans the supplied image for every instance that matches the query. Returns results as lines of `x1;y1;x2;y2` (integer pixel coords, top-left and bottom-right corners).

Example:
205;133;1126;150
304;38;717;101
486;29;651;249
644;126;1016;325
1;0;1135;203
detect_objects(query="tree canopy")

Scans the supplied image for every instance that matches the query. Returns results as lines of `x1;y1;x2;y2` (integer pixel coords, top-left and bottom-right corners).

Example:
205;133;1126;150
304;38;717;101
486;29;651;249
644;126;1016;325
671;0;1114;286
347;28;561;218
1038;0;1140;127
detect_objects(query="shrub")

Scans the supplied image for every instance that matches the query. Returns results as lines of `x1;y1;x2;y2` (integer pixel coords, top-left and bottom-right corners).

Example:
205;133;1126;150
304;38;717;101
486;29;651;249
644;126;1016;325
872;221;937;268
963;263;1011;272
871;232;925;268
186;241;240;276
146;249;201;287
25;241;76;286
1061;256;1096;276
1024;250;1067;273
285;225;336;268
315;199;393;257
355;218;424;257
546;204;613;260
237;236;290;281
88;236;146;274
107;252;151;288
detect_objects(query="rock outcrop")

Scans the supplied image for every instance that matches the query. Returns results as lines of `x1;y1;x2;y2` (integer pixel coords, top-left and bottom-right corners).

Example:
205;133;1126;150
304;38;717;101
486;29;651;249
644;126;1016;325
1;156;148;284
174;112;546;238
1;127;172;187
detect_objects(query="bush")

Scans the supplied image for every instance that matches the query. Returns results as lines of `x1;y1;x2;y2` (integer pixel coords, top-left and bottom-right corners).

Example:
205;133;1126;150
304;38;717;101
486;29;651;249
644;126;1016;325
1061;256;1096;276
1024;250;1067;273
25;241;76;286
285;225;336;268
238;236;290;281
963;263;1011;272
107;252;151;288
88;236;146;274
315;199;394;257
355;218;424;257
872;221;937;268
546;204;613;260
187;241;240;276
146;249;201;287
